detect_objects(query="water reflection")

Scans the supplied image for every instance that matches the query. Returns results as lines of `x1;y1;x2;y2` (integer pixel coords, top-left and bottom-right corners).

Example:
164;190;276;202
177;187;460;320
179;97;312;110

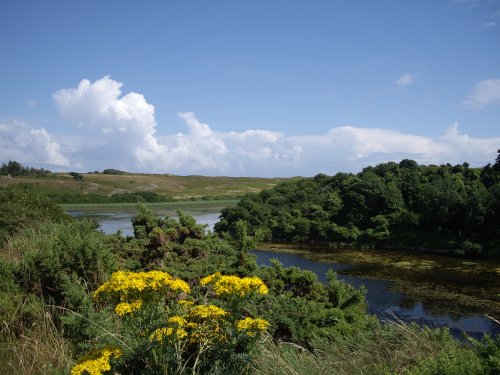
253;249;500;338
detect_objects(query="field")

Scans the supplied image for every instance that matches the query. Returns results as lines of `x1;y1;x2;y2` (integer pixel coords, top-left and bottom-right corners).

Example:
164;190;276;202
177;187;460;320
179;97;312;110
0;173;292;199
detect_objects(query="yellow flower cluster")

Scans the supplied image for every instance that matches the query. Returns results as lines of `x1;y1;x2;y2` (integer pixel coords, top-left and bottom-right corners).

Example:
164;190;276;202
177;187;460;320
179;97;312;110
149;304;229;345
189;304;228;320
71;347;122;375
82;269;270;373
93;270;190;300
150;325;188;342
236;317;270;336
186;304;227;343
201;273;269;297
114;299;143;317
150;315;189;343
169;315;188;326
199;272;221;285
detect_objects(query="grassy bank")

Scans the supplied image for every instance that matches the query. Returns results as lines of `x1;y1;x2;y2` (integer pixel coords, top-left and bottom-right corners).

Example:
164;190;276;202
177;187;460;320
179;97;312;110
60;199;239;211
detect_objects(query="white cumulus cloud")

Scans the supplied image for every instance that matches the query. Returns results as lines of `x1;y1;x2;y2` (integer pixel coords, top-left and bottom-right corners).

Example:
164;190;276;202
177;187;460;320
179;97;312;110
50;76;306;175
54;76;173;171
0;121;69;167
463;78;500;109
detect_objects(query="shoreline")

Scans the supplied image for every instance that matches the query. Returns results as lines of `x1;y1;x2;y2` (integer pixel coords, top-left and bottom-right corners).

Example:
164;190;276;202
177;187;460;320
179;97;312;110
60;199;239;210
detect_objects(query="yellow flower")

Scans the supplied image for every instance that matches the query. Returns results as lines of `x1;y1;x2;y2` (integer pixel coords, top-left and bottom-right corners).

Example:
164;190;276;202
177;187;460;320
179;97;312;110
200;272;221;286
236;317;270;336
150;326;188;342
150;327;170;342
71;347;121;375
168;315;188;326
202;274;268;297
114;299;142;317
168;279;191;294
189;304;228;320
93;270;190;301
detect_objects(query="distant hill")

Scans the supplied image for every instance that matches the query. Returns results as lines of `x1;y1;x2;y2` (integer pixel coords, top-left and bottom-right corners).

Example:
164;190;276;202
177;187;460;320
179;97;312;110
0;165;293;202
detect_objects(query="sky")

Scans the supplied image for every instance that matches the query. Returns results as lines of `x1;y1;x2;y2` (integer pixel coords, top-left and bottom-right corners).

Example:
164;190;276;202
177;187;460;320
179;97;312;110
0;0;499;177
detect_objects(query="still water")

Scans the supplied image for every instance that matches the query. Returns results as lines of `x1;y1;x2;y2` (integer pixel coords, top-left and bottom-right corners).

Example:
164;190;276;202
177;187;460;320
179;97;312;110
68;208;500;338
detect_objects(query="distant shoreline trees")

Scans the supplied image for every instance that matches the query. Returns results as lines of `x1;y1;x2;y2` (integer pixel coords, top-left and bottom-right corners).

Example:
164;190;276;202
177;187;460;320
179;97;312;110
216;154;500;257
0;160;53;177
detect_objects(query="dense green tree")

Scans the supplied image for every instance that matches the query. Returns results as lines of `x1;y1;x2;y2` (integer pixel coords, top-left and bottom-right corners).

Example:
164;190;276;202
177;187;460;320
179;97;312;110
216;157;500;256
0;160;53;177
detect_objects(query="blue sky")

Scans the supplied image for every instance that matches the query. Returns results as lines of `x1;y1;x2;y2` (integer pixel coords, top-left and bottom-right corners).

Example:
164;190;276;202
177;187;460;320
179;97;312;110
1;0;499;177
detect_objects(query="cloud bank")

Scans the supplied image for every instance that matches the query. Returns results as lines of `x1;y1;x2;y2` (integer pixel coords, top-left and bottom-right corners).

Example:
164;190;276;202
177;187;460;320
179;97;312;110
3;76;499;177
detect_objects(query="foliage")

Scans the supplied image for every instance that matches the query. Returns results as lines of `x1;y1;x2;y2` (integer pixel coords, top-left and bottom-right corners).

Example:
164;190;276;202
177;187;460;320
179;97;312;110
0;186;68;245
0;305;72;375
468;334;500;375
216;156;500;256
102;168;128;175
7;220;118;348
74;271;270;375
0;160;53;177
69;172;84;181
14;220;116;303
255;261;372;345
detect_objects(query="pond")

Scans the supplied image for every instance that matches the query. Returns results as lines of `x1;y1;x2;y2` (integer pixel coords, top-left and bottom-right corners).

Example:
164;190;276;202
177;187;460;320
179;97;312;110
67;207;500;339
67;207;221;236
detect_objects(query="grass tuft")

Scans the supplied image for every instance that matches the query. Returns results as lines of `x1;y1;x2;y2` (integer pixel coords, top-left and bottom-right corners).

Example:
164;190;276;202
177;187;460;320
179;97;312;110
0;309;72;375
251;320;481;375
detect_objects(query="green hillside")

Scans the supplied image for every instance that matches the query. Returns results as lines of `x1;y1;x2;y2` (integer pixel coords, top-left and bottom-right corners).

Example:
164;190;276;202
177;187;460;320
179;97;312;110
0;171;292;201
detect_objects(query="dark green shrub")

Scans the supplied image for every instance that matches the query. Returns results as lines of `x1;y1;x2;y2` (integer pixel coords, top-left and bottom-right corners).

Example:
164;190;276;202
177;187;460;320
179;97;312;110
16;220;116;303
256;261;370;345
6;220;117;347
0;186;68;245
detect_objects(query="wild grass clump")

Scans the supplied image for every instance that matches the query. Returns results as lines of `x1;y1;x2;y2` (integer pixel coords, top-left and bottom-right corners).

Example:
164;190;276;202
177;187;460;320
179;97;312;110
251;320;498;375
0;308;72;375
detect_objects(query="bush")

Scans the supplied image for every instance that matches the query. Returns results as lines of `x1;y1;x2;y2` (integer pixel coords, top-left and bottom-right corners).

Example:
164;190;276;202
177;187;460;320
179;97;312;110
0;186;68;245
256;261;370;345
14;220;116;303
7;220;118;347
71;271;270;375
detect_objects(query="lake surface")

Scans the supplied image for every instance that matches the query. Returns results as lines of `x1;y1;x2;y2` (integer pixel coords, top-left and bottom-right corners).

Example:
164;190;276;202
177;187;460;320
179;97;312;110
67;207;500;338
68;207;221;236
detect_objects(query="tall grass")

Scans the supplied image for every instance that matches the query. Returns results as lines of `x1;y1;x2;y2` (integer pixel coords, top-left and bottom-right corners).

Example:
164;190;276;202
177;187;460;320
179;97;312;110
251;320;485;375
0;309;72;375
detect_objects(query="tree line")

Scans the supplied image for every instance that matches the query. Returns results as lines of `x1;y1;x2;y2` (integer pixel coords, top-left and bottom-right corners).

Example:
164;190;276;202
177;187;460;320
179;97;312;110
215;154;500;257
0;160;53;177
